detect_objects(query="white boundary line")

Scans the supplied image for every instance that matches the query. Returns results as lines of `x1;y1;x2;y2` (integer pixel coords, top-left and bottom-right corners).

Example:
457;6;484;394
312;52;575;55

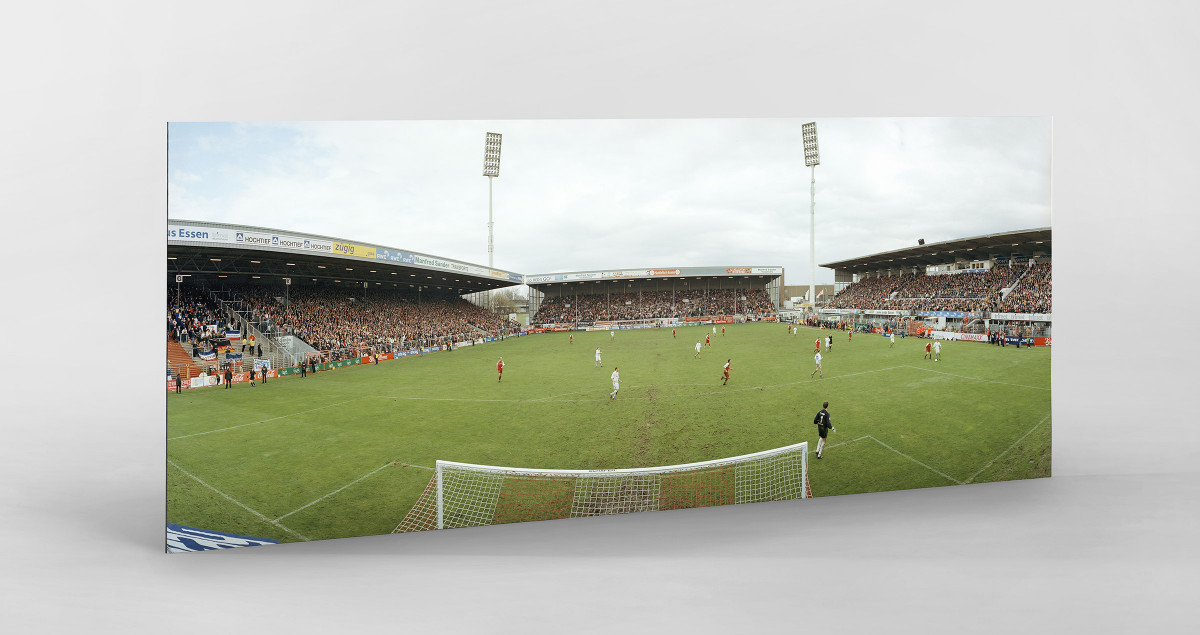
168;399;362;440
901;365;1050;391
865;435;964;485
276;462;395;522
965;413;1052;484
818;435;872;452
167;459;309;541
376;366;908;405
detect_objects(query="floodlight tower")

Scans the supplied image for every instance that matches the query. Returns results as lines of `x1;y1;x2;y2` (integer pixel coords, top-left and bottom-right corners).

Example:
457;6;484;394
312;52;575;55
482;132;503;310
802;122;820;317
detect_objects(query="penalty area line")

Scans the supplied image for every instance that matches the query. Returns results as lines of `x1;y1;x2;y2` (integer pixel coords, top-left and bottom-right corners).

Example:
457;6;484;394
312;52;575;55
965;413;1051;484
866;436;964;485
815;435;872;453
901;365;1050;391
168;459;309;541
276;461;396;522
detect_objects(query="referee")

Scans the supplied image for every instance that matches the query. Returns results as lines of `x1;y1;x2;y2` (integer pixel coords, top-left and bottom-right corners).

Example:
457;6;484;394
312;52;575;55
813;401;835;459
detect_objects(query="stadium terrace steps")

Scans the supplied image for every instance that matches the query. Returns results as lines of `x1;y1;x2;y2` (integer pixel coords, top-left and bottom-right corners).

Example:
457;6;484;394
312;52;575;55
167;336;206;379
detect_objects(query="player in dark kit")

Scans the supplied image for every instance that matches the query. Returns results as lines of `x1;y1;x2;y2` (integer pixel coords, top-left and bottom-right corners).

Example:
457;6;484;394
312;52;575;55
812;401;835;459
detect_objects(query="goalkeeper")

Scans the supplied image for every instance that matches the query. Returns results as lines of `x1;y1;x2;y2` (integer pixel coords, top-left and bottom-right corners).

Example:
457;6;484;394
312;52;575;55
812;401;835;459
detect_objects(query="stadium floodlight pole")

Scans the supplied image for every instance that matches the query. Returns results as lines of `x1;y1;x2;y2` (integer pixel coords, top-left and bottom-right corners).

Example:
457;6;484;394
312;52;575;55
802;122;820;318
482;132;503;311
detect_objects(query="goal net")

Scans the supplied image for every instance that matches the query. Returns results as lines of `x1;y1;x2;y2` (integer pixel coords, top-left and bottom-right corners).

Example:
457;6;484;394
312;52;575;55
394;442;811;532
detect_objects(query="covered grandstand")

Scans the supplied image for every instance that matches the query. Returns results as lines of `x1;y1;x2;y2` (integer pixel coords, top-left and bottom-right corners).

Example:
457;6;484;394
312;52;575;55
167;220;525;386
817;228;1052;341
525;266;783;328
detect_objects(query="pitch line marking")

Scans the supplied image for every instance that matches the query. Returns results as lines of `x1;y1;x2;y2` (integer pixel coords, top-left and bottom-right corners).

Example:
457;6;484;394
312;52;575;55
901;365;1050;391
865;435;964;485
815;435;872;453
965;413;1051;484
168;399;362;440
276;462;395;522
379;367;909;405
168;459;309;541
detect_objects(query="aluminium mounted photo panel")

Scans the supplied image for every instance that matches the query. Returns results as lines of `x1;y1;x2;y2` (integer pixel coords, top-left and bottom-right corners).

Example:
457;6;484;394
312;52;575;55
165;117;1052;552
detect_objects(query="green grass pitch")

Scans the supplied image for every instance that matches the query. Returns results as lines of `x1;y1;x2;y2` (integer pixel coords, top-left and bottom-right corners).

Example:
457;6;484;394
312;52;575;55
166;323;1051;544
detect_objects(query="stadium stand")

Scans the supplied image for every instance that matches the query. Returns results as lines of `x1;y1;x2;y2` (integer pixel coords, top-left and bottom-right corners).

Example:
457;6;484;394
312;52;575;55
532;288;774;323
996;262;1051;313
826;265;1042;314
167;284;242;379
223;285;520;356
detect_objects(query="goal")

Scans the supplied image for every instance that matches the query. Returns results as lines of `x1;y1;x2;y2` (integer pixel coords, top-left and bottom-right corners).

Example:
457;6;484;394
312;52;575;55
394;442;811;532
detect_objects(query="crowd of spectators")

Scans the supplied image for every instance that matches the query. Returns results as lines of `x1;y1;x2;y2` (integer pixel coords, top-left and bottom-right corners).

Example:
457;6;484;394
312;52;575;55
996;262;1051;313
167;284;239;347
532;288;774;324
224;285;520;356
826;265;1040;314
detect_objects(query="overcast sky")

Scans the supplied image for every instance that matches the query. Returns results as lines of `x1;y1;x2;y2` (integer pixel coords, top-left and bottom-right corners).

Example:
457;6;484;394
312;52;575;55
167;118;1051;285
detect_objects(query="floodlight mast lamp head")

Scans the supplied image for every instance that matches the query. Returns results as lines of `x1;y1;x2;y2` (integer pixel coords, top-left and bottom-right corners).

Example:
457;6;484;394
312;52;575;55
482;132;503;307
802;122;820;167
803;122;819;316
483;132;502;177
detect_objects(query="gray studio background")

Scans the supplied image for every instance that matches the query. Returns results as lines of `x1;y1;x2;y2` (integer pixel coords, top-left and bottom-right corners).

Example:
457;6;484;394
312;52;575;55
1;1;1197;632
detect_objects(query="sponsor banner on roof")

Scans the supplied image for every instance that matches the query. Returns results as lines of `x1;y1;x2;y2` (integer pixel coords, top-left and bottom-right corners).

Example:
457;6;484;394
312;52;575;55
649;269;681;276
413;255;463;271
169;225;337;254
171;223;522;278
167;225;236;243
726;267;752;274
376;248;406;263
752;267;783;275
332;241;376;260
601;270;649;279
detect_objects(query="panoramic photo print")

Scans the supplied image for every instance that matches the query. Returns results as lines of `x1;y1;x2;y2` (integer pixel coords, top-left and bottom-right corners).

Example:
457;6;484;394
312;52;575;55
166;118;1052;551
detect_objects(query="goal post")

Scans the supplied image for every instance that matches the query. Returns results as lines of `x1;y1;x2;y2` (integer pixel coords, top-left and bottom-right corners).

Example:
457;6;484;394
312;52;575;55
394;442;811;533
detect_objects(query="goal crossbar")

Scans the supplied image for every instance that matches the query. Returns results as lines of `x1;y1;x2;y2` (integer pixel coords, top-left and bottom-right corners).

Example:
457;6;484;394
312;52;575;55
394;442;811;533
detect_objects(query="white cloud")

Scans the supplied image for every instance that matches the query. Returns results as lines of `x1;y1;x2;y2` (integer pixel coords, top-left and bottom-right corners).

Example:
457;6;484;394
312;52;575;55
167;118;1052;284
